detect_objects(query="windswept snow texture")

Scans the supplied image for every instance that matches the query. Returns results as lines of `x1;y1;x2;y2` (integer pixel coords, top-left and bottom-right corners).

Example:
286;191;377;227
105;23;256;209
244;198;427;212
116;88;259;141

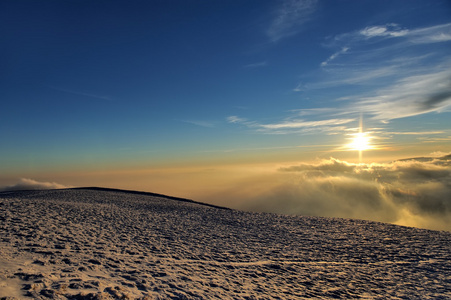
0;188;450;299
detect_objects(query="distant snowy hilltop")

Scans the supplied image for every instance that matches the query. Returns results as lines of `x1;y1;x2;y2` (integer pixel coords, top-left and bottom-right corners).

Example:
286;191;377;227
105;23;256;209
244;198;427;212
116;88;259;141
1;188;450;299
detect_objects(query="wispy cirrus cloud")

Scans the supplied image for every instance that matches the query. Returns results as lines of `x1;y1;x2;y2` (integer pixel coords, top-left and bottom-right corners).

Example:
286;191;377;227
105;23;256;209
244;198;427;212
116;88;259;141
355;22;451;45
298;63;451;123
296;64;404;91
418;136;451;143
227;115;248;124
407;23;451;44
312;22;451;87
289;108;338;116
227;115;354;134
359;23;409;38
320;47;349;67
267;0;318;42
244;61;268;68
295;22;451;122
49;86;112;101
357;68;451;121
230;65;450;145
180;120;216;128
233;22;450;151
259;118;354;130
330;22;451;45
383;131;445;136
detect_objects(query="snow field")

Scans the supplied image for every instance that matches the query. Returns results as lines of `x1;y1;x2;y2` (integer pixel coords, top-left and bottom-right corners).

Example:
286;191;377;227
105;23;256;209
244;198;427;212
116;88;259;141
0;188;450;299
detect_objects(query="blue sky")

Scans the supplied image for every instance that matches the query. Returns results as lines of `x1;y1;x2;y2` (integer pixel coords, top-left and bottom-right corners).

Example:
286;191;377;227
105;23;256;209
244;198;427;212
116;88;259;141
1;1;451;189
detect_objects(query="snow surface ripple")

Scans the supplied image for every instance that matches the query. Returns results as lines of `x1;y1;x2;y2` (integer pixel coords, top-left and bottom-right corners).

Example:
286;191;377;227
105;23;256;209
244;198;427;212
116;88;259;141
0;188;450;299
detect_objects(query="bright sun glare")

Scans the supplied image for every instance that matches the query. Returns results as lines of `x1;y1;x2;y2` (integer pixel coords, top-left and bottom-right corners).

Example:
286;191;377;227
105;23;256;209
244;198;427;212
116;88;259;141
348;132;372;151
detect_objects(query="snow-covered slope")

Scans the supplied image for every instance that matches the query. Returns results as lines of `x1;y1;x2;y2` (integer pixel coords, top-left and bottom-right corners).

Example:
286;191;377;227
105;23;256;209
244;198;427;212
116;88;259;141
0;188;450;299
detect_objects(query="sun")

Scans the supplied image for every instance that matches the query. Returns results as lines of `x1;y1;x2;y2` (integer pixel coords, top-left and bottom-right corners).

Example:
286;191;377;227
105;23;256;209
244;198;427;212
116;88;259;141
348;132;372;151
344;115;377;162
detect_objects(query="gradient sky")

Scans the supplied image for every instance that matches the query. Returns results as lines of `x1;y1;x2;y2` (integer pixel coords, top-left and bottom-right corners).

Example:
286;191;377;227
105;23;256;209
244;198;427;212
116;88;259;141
1;1;451;229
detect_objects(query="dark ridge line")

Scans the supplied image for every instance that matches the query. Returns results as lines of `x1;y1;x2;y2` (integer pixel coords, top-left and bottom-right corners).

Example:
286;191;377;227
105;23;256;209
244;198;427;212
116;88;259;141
68;187;231;210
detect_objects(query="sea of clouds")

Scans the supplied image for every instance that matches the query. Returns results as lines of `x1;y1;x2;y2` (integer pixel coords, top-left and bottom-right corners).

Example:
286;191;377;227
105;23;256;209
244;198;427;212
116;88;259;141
205;154;451;232
0;178;68;192
2;155;450;231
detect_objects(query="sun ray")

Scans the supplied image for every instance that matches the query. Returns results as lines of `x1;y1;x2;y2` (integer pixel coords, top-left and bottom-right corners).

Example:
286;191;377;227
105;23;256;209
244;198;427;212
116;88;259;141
346;115;373;162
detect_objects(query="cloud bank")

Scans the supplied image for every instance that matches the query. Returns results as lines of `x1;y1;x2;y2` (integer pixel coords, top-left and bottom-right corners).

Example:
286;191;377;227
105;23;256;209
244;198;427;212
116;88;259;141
204;155;451;232
0;178;69;192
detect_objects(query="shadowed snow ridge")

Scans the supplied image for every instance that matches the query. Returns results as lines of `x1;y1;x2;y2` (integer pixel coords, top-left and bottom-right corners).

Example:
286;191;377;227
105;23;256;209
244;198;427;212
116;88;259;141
0;188;450;299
